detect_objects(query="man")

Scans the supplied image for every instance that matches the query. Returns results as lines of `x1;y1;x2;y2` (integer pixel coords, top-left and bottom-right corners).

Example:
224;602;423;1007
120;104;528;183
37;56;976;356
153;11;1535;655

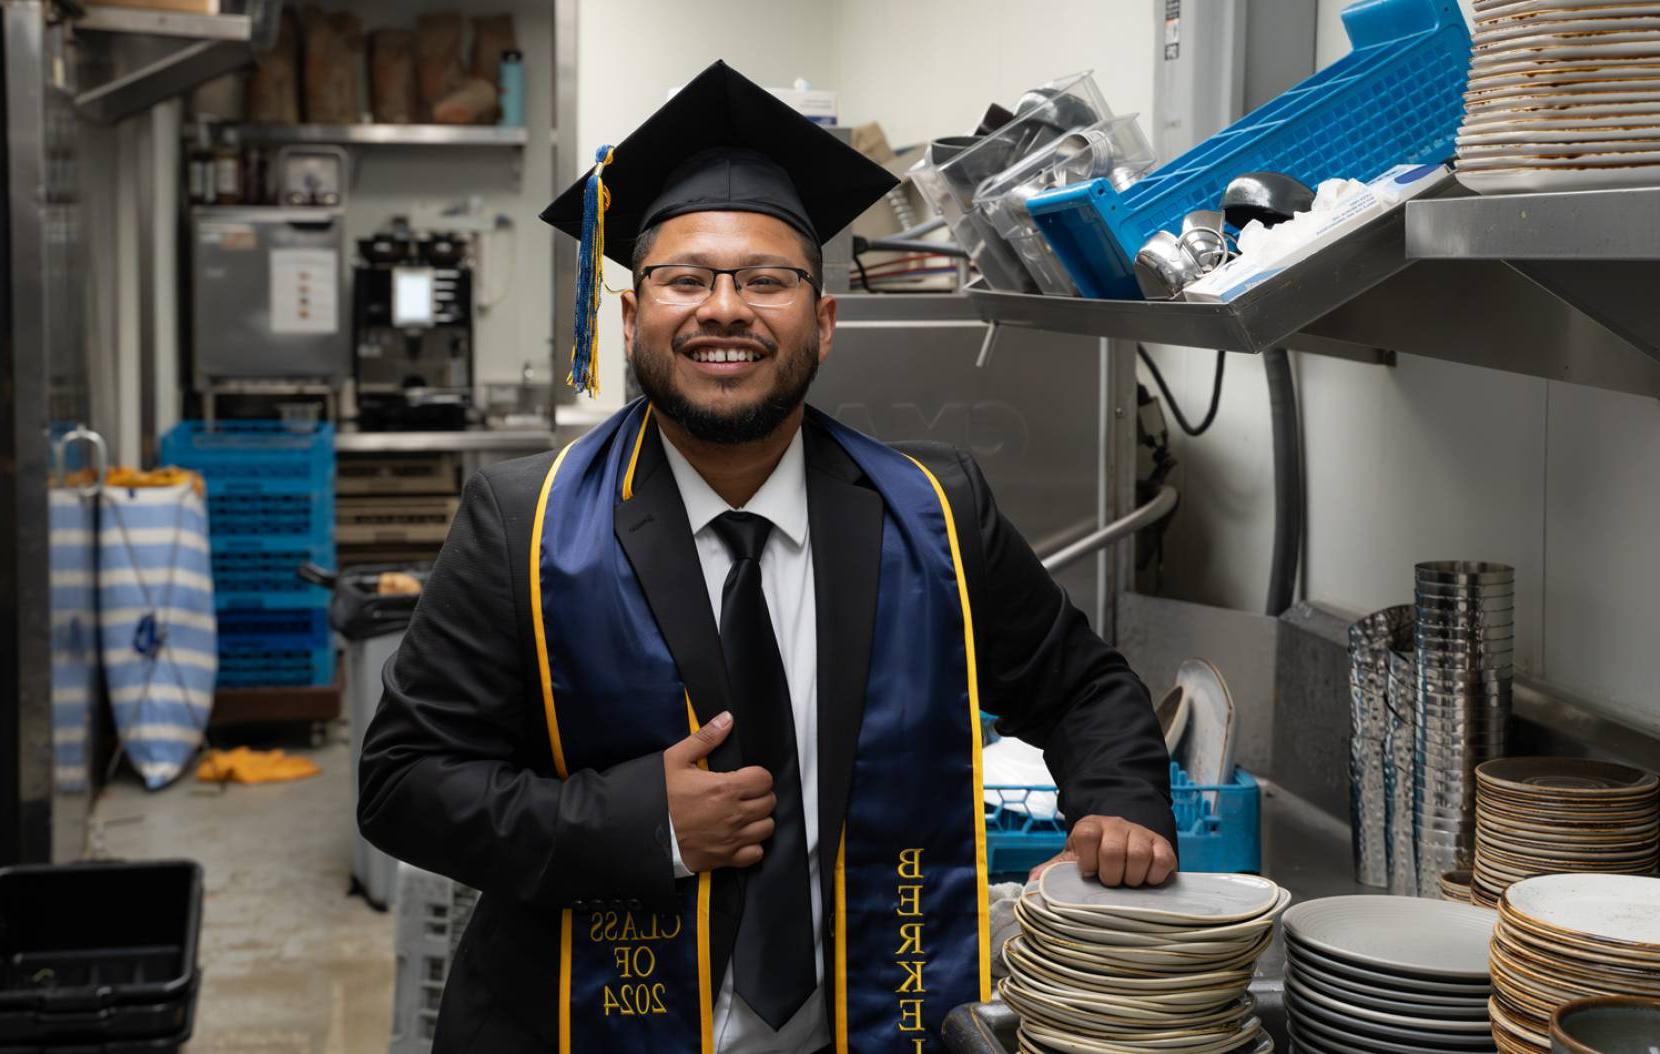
358;61;1175;1054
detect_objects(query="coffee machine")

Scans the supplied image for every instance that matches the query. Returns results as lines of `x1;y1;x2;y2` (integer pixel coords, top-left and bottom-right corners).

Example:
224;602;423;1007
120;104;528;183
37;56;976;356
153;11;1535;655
352;224;475;430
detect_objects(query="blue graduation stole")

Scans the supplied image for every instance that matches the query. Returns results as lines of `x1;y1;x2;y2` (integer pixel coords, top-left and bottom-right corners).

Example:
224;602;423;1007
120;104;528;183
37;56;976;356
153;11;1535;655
531;399;990;1052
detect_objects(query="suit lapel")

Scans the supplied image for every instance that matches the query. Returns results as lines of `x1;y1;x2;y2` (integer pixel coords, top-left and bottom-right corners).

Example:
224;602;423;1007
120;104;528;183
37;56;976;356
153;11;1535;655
612;417;749;995
803;421;883;945
613;421;741;767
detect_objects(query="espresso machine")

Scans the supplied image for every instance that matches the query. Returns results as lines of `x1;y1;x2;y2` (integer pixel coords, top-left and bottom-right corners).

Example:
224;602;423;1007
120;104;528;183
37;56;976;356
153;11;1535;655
352;224;475;430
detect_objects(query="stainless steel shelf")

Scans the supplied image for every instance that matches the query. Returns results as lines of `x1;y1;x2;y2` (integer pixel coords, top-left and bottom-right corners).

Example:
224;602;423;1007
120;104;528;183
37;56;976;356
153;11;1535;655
964;186;1424;359
1407;187;1660;261
76;5;260;41
1406;188;1660;364
963;180;1660;399
230;124;529;147
335;429;553;454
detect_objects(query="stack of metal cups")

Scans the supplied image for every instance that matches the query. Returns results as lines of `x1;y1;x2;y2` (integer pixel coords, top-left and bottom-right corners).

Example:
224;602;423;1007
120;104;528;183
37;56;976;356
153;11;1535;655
1347;605;1413;888
1386;648;1420;896
1413;560;1515;897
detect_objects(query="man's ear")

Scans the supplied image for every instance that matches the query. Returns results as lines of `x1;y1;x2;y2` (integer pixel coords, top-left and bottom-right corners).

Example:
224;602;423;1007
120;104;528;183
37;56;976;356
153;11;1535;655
816;293;836;368
620;289;638;363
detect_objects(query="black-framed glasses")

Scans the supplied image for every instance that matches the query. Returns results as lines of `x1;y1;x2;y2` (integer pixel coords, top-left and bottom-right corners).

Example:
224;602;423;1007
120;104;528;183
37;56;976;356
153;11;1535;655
637;264;819;309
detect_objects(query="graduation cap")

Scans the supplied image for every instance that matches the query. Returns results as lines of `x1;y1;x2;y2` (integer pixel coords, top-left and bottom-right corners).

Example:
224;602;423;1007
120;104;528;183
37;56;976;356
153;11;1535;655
541;60;898;395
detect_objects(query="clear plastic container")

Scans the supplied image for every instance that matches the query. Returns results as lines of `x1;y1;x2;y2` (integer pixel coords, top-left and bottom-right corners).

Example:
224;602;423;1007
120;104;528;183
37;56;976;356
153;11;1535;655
909;71;1112;292
972;115;1155;296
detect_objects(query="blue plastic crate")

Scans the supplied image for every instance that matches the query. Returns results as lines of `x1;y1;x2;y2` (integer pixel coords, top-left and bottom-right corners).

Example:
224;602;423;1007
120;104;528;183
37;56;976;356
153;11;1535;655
211;542;333;609
985;762;1261;879
1027;0;1470;299
204;488;333;544
216;643;335;688
160;421;335;491
216;607;331;651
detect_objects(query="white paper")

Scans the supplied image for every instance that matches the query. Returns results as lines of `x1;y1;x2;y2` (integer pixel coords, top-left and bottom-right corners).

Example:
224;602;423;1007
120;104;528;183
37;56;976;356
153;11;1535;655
269;248;338;335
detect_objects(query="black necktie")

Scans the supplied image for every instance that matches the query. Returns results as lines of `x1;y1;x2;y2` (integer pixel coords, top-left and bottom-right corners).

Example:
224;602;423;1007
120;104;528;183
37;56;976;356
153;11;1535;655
710;511;816;1029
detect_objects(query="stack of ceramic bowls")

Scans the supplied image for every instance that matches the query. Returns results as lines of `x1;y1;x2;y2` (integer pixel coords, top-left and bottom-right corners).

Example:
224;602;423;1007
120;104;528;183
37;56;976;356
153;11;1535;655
1386;649;1421;896
1490;873;1660;1054
1283;895;1498;1053
1415;561;1515;896
1459;0;1660;194
1471;758;1660;910
1000;864;1286;1054
1349;606;1414;889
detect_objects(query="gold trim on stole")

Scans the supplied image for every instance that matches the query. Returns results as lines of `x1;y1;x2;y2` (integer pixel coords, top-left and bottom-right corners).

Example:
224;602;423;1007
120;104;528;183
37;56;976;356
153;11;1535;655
904;455;993;1003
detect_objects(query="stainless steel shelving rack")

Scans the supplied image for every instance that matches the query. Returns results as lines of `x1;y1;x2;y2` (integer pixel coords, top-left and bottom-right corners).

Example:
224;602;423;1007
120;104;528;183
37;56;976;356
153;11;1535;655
966;182;1660;400
229;124;531;148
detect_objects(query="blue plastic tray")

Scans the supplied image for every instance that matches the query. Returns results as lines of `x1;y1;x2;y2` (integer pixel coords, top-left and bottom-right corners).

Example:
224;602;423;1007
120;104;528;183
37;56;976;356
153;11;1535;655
216;607;331;651
160;421;334;491
210;542;333;610
985;762;1261;878
1027;0;1470;299
216;644;335;688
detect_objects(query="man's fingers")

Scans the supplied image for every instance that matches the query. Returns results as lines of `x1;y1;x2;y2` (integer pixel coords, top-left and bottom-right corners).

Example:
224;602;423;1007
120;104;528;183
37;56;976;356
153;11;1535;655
1068;817;1105;877
734;817;775;847
731;844;764;868
1122;830;1154;887
1096;823;1129;887
667;711;733;766
730;765;774;798
734;793;776;824
1148;837;1178;886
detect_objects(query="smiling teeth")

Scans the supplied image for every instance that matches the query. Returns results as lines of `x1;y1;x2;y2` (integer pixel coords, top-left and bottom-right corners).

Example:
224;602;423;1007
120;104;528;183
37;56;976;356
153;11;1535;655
690;348;761;363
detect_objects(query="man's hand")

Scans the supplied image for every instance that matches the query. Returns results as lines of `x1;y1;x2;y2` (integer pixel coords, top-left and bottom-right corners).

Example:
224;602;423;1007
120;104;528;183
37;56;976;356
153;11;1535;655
663;712;775;873
1028;816;1176;887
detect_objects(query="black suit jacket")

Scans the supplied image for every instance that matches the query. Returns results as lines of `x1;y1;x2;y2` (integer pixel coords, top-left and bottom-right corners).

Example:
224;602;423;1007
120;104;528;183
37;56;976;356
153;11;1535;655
357;412;1174;1053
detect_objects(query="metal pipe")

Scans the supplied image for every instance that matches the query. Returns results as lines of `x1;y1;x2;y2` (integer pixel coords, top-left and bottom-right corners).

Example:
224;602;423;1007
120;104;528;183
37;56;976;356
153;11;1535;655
1041;485;1178;575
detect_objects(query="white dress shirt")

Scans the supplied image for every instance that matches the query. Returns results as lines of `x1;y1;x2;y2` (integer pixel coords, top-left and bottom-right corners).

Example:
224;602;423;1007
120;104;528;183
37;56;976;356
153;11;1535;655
660;428;830;1054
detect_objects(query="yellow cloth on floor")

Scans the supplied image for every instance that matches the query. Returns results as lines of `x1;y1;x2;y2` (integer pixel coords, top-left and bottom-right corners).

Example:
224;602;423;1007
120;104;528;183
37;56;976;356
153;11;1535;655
197;747;321;784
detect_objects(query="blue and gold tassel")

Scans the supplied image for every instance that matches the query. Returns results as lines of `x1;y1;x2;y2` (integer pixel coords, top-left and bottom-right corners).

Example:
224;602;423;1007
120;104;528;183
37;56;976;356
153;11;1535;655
568;144;614;397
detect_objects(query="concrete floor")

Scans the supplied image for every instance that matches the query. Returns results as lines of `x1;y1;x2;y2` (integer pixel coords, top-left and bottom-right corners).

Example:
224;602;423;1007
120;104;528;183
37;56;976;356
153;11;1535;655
91;725;395;1053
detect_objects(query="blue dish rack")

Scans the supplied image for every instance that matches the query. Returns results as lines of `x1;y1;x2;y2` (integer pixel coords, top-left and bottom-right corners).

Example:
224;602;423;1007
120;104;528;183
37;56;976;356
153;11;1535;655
1027;0;1470;299
159;421;336;688
985;762;1261;879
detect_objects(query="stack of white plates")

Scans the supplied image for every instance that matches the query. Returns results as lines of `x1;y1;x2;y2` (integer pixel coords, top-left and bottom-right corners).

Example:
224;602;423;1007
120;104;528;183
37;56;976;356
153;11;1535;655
1282;895;1498;1053
1000;864;1287;1053
1471;757;1660;909
1458;0;1660;193
1489;873;1660;1053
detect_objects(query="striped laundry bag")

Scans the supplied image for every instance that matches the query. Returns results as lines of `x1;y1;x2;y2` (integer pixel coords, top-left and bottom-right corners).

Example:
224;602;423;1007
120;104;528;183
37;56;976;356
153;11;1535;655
98;473;217;788
49;486;99;793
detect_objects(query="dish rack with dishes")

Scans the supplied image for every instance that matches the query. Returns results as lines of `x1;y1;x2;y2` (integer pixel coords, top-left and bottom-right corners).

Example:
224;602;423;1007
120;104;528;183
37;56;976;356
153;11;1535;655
1025;0;1471;298
984;761;1261;879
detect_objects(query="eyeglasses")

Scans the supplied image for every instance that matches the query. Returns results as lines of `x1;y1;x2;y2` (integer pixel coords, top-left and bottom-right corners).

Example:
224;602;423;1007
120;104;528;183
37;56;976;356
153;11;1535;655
637;264;819;309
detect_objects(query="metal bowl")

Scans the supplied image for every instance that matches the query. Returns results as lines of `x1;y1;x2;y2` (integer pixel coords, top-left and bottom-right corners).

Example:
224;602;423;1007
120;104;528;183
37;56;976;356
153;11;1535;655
1552;996;1660;1054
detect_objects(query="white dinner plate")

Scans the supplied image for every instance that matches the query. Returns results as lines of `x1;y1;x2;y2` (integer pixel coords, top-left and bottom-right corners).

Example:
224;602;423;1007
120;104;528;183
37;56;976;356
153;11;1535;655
1281;896;1497;980
1461;101;1660;126
1467;63;1660;91
1039;864;1277;923
1459;122;1660;143
1474;39;1660;67
1478;0;1660;15
1172;657;1235;791
1472;49;1660;77
1477;16;1660;45
1459;137;1660;155
1284;940;1493;996
1503;872;1660;944
1286;1006;1498;1054
1466;75;1660;101
1465;89;1660;114
1458;147;1660;167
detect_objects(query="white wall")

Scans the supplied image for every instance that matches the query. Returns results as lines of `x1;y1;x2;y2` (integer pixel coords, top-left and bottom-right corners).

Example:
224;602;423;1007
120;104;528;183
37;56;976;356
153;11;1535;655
337;0;556;388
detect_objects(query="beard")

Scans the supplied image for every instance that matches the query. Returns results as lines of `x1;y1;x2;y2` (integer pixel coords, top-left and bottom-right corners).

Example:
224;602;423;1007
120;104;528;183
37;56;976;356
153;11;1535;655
631;324;819;445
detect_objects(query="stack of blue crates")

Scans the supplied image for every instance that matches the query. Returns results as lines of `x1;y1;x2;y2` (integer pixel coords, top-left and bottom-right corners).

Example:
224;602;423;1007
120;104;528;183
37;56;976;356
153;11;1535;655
159;422;336;689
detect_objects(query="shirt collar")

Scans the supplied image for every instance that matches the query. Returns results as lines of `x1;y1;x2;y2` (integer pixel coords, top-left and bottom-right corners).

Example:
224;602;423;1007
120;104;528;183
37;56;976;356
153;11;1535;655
659;424;809;547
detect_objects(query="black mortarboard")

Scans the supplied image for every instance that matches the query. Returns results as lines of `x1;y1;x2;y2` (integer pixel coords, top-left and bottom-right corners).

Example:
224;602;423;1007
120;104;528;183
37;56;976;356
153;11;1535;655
543;60;897;396
540;60;898;267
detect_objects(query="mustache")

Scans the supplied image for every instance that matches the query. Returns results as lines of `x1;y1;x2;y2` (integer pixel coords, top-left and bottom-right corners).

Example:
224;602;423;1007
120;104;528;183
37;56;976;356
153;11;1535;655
670;326;778;356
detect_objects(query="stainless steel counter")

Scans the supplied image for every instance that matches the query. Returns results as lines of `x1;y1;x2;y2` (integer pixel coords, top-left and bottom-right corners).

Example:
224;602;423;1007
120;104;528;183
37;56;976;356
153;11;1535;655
334;429;557;454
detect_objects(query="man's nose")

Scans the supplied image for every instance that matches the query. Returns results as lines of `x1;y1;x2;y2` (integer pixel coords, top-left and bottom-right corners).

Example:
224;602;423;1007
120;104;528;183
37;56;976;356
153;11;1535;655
695;273;757;327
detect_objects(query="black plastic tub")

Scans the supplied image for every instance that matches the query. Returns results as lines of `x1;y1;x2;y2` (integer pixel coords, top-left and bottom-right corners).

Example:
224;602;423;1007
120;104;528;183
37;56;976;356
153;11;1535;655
0;860;201;1045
